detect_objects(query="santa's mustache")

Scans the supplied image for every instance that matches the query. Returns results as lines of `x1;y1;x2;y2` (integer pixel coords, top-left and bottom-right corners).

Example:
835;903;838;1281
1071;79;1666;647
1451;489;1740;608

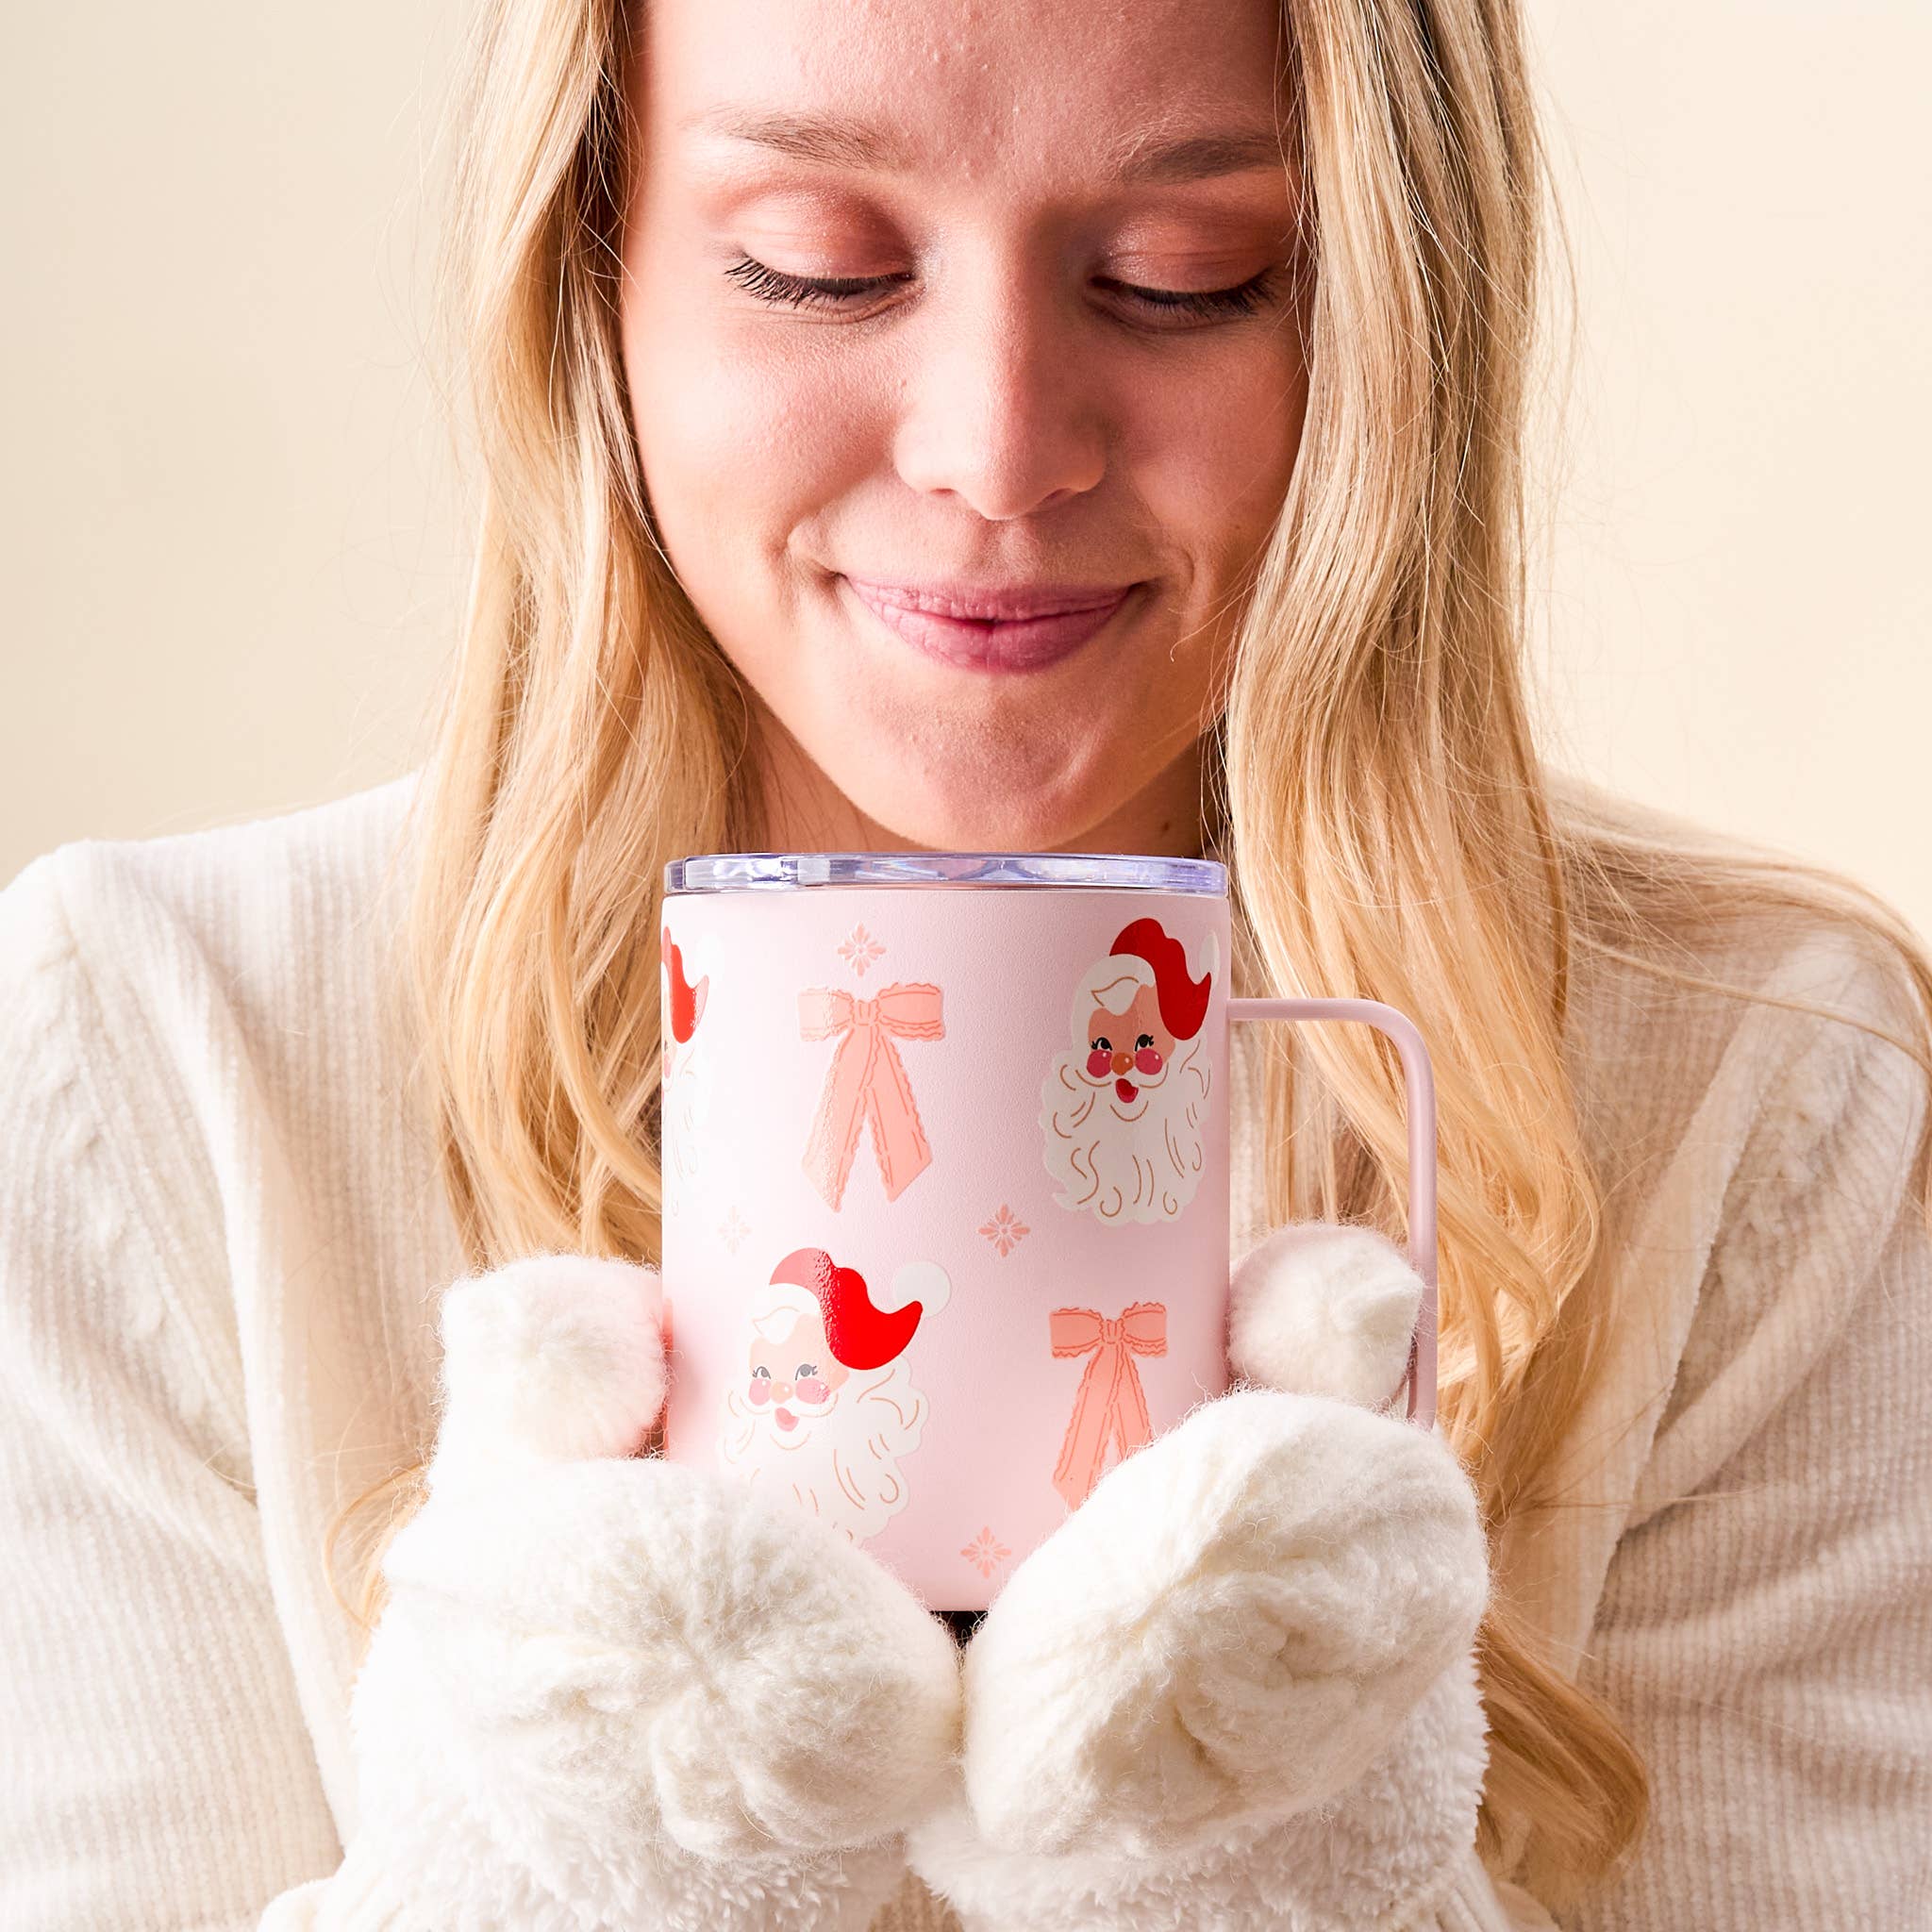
740;1391;837;1439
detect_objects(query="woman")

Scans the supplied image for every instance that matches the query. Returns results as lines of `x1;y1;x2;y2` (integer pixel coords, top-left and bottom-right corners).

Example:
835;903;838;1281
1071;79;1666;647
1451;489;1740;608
1;0;1927;1924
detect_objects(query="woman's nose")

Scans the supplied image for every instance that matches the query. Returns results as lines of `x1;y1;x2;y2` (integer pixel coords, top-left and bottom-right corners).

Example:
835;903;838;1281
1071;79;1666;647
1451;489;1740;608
891;266;1108;519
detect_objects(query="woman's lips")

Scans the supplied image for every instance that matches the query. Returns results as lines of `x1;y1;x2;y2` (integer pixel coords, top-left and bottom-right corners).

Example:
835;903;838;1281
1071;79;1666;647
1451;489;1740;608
841;575;1139;672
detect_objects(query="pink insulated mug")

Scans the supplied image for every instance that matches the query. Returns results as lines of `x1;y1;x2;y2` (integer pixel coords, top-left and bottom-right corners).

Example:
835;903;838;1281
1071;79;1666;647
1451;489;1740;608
658;850;1439;1611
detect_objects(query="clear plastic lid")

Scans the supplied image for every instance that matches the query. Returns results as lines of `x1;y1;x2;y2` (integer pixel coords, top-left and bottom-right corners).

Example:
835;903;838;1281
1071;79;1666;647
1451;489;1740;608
663;850;1227;894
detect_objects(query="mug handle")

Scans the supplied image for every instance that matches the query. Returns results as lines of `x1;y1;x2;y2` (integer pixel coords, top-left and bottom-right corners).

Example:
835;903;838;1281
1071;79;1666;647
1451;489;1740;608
1226;997;1439;1431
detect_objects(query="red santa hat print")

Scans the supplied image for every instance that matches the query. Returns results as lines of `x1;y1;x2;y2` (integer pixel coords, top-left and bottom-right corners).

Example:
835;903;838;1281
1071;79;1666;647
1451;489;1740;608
767;1248;950;1371
660;925;709;1044
1108;917;1215;1041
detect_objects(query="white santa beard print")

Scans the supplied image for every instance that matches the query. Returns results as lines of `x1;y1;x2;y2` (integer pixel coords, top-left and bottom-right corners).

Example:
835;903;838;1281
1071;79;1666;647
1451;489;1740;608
1038;1032;1211;1224
665;1048;713;1179
720;1362;927;1543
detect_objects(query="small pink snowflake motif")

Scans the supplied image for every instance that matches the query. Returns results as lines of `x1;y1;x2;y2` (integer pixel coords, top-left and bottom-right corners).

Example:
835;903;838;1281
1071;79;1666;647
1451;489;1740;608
961;1526;1012;1578
978;1204;1031;1257
837;923;886;975
718;1205;751;1254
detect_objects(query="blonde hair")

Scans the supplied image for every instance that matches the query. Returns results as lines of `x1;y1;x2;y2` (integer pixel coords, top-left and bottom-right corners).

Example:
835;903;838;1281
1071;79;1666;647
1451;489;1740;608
333;0;1932;1914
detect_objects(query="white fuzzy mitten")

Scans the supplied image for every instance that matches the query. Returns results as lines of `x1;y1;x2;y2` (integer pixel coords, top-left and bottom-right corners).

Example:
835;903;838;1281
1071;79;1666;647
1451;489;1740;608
904;1223;1490;1932
318;1254;962;1932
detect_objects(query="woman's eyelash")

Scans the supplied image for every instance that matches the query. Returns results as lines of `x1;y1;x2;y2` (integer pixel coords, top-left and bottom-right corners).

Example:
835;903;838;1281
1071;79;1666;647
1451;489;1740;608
1093;267;1285;319
724;254;1283;322
725;258;904;308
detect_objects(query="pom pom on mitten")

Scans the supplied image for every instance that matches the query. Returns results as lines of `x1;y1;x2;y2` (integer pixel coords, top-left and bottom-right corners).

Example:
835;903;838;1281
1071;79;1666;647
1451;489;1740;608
427;1250;669;1493
1229;1220;1424;1410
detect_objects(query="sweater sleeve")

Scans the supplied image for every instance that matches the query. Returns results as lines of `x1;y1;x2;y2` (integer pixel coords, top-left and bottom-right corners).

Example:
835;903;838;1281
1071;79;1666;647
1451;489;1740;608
1567;930;1932;1928
0;848;347;1928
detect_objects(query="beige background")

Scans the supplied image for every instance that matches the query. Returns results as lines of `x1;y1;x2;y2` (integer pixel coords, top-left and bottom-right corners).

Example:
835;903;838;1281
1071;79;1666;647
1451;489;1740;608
5;4;1927;939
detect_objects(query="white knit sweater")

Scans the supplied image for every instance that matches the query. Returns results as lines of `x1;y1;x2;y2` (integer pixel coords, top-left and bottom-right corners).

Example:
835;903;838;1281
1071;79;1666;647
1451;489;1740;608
1;770;1926;1930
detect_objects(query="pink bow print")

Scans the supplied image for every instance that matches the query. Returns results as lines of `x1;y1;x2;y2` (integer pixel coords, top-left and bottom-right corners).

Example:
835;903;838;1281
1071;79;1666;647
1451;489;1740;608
1049;1302;1168;1507
798;982;944;1209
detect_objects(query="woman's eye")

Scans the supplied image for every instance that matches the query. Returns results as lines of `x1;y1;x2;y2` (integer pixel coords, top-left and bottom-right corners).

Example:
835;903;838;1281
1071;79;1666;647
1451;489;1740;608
724;256;913;310
724;254;1283;324
1093;268;1284;320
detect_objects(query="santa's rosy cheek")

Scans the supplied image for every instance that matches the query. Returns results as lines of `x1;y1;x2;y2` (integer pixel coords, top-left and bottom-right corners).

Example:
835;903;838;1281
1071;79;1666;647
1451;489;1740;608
794;1376;831;1407
1086;1049;1112;1077
1135;1046;1164;1076
747;1378;770;1406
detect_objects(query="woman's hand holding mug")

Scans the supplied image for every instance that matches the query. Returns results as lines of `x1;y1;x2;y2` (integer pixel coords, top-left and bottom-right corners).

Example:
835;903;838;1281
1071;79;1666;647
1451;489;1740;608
293;1254;960;1932
904;1222;1494;1932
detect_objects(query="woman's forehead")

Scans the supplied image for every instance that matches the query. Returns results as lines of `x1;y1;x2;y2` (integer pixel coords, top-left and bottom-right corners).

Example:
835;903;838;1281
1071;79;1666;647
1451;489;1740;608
638;0;1293;190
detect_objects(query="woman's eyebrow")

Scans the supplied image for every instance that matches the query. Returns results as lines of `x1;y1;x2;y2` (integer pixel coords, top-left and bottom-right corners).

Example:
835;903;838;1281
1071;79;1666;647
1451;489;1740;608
682;106;1290;184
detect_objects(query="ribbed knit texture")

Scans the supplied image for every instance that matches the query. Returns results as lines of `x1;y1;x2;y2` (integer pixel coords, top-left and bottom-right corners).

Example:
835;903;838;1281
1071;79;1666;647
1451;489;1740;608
1;771;1926;1930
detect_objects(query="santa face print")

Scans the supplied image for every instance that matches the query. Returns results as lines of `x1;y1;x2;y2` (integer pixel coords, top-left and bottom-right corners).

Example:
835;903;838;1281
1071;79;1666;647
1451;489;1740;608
719;1248;946;1544
741;1305;852;1440
1083;982;1176;1107
1040;918;1215;1224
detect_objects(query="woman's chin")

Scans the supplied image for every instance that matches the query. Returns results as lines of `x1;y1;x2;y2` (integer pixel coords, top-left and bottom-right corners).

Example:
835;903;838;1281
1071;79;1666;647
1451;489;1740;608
836;772;1125;856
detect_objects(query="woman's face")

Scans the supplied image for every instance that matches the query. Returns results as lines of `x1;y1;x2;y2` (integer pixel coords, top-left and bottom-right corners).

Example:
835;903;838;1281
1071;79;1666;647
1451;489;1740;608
619;0;1307;852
